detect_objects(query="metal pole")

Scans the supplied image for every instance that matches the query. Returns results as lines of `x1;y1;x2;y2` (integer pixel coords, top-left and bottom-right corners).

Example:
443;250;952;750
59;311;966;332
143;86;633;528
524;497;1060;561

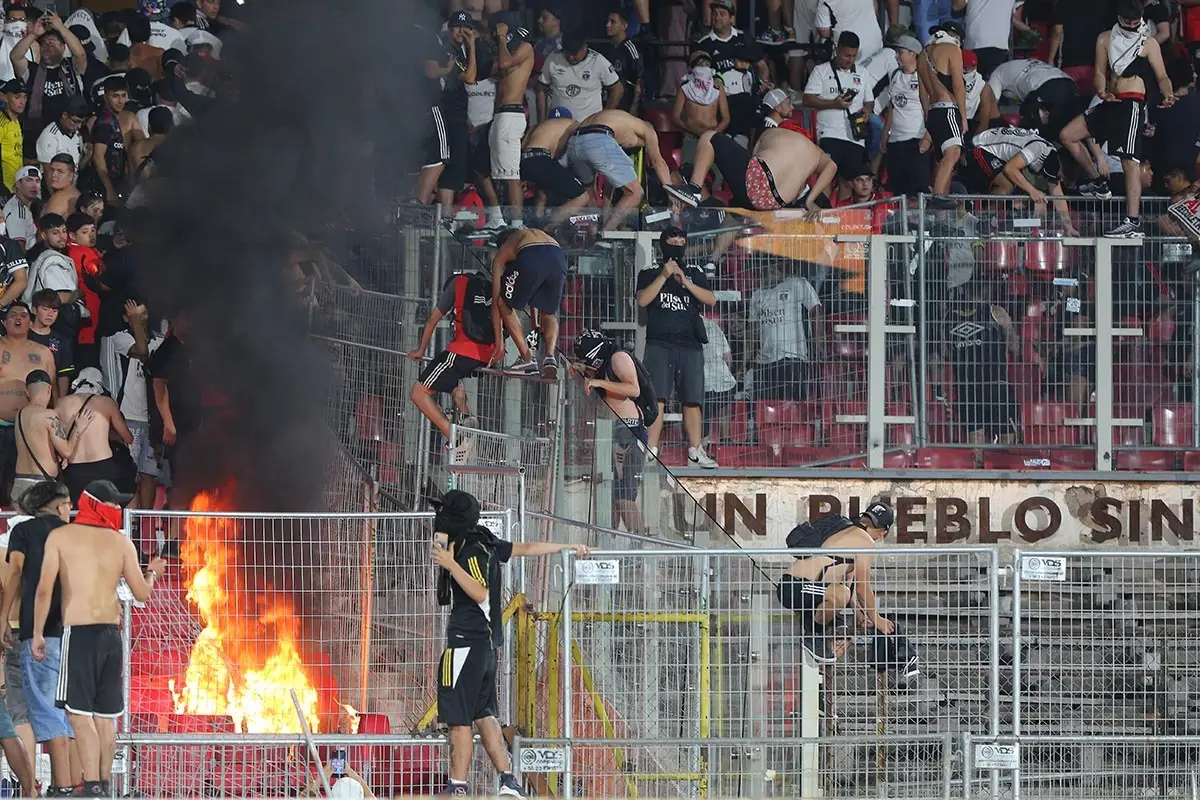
901;196;921;446
867;235;887;468
917;194;929;445
1193;271;1200;447
941;733;953;800
1094;241;1114;471
561;549;574;800
962;733;973;800
989;548;1000;800
1011;550;1023;800
358;488;375;712
290;688;333;798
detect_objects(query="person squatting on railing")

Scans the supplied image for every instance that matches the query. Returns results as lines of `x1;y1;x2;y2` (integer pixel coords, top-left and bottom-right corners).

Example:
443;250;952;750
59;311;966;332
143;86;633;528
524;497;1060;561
777;501;915;670
429;488;589;798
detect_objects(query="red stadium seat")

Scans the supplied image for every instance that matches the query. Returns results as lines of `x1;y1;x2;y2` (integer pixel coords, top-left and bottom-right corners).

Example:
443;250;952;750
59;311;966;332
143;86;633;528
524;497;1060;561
756;400;817;426
1022;401;1080;445
761;423;817;451
983;450;1054;470
1184;451;1200;472
716;444;777;467
1152;406;1196;447
355;395;383;442
980;240;1020;272
825;401;867;448
1115;450;1178;471
1025;238;1072;276
826;313;867;359
1063;65;1096;96
643;104;679;133
1051;449;1095;470
924;403;961;444
913;448;977;469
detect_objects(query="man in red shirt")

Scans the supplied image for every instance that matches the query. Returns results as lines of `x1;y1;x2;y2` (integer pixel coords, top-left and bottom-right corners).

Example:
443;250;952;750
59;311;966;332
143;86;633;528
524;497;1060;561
407;272;496;442
65;213;104;368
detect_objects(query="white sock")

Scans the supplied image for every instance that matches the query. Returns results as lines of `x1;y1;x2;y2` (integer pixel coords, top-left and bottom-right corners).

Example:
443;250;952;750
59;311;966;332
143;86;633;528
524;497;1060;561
486;206;505;226
510;218;525;229
689;447;699;459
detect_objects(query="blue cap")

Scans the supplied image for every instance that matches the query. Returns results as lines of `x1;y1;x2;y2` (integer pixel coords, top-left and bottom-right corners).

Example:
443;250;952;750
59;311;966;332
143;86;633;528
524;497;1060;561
548;106;572;119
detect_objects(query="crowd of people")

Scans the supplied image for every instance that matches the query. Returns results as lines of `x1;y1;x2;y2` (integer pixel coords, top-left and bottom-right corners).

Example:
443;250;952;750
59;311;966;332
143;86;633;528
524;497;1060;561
0;0;236;515
422;0;1200;240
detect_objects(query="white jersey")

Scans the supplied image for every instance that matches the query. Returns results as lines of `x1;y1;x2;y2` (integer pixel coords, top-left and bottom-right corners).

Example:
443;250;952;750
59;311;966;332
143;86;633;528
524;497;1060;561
701;317;738;393
537;49;619;121
815;0;884;60
750;277;822;363
973;126;1055;171
986;58;1069;102
804;61;874;144
858;47;897;106
886;69;925;141
1;196;35;249
466;77;496;129
100;329;164;423
964;69;985;119
65;10;109;63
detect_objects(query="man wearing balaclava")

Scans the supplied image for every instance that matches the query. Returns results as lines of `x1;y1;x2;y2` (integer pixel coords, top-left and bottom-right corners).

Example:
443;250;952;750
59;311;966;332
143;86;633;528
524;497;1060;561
429;489;589;798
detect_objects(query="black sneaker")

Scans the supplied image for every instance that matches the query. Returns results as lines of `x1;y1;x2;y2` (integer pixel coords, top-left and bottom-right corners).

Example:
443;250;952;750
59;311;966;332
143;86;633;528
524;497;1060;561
1077;179;1113;200
1105;217;1144;239
442;782;470;797
665;182;702;208
802;631;837;663
498;773;526;798
540;355;559;379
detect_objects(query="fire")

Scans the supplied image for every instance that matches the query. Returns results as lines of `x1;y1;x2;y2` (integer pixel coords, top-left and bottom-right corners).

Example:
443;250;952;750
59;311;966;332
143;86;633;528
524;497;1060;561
171;488;322;733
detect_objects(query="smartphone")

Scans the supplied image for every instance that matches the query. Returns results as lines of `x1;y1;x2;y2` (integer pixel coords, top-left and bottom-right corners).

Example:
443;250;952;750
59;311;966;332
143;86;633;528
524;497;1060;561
841;88;858;99
434;532;449;549
331;747;346;777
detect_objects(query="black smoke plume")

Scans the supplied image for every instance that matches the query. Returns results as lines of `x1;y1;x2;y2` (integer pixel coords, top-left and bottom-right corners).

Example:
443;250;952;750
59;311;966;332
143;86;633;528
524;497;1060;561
135;0;438;511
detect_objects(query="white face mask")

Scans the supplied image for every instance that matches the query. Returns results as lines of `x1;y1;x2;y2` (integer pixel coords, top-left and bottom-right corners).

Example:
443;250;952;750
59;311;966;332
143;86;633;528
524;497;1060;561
692;66;714;83
4;21;27;39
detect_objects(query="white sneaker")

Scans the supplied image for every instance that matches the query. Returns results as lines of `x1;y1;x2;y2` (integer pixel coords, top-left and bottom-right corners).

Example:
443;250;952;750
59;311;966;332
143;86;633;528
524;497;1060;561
503;358;539;375
689;447;718;469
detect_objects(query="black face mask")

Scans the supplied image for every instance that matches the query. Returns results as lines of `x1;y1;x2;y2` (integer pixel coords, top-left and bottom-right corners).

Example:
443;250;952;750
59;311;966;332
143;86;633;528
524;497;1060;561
1118;19;1142;31
661;242;685;264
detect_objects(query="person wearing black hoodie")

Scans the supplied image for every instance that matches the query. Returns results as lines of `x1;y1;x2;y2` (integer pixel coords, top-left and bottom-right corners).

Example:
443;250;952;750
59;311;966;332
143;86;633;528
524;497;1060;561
429;488;588;798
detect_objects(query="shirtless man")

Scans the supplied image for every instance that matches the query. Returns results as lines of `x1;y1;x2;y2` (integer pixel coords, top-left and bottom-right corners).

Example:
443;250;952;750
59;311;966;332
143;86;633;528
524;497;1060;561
919;21;967;198
12;370;92;507
572;329;651;533
488;15;534;225
519;109;590;225
0;304;56;505
491;227;566;377
42;155;81;219
55;368;133;505
670;51;729;142
565;108;675;230
667;125;837;212
777;502;895;662
1059;0;1175;238
33;479;165;799
128;106;172;183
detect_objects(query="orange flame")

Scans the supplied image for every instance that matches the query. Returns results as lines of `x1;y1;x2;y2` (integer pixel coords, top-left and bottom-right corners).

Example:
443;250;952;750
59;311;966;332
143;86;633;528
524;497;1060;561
171;489;322;733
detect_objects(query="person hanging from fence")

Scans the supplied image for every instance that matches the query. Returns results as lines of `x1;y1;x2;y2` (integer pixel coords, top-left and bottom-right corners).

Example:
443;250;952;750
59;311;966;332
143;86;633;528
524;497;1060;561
777;501;896;663
428;488;590;799
32;480;165;799
489;227;566;379
407;270;495;457
572;328;659;533
918;21;968;204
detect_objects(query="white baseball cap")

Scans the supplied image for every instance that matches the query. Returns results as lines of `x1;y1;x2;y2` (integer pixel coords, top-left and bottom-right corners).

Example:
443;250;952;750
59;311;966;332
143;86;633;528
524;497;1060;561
14;165;40;184
762;88;789;110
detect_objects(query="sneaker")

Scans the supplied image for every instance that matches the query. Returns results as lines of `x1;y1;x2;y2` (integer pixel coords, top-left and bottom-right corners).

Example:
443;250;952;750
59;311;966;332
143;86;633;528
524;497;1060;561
503;358;540;375
802;632;837;663
1105;217;1144;239
756;27;785;44
1077;179;1113;200
498;773;526;798
782;25;797;42
442;781;470;797
665;182;702;208
688;447;718;469
540;355;559;379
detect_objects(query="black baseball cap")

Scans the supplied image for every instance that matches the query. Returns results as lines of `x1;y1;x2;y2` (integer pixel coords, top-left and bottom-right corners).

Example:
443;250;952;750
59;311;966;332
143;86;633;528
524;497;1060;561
448;10;473;27
861;502;895;531
430;489;481;528
0;79;25;95
84;479;134;507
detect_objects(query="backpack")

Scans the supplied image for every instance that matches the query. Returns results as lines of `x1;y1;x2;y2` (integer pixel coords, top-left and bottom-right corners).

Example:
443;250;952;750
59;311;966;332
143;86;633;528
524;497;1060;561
786;514;856;550
449;273;496;345
606;351;659;428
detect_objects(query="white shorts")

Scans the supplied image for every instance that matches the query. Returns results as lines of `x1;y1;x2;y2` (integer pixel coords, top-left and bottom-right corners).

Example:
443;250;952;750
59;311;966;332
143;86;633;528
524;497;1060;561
489;109;528;181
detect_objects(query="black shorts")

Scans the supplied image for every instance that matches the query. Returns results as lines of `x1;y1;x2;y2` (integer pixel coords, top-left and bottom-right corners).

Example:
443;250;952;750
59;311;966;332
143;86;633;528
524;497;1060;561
818;137;867;176
61;457;122;506
436;644;498;727
57;624;123;718
927;104;964;154
974;47;1010;80
753;358;810;401
423;106;470;191
709;133;753;208
777;575;827;613
644;341;704;406
419;349;486;394
885;138;932;196
964;146;1006;192
501;242;567;314
520;153;587;205
1084;97;1144;162
469;123;492;179
613;419;648;502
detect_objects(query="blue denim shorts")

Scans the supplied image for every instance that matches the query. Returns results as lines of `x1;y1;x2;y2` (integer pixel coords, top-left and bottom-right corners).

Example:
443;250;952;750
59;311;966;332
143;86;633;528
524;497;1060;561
566;131;639;188
0;674;16;740
21;638;73;742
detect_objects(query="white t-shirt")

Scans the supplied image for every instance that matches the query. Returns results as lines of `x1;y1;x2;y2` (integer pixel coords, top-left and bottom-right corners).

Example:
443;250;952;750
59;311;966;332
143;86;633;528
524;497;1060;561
965;69;985;119
24;250;75;306
100;329;164;423
701;317;738;394
466;78;497;128
986;58;1068;102
886;69;925;141
136;103;192;138
35;122;84;167
965;0;1016;51
805;61;873;144
750;276;822;363
538;49;619;121
117;21;188;54
815;0;884;61
858;46;897;106
2;196;35;249
65;10;109;64
973;126;1056;171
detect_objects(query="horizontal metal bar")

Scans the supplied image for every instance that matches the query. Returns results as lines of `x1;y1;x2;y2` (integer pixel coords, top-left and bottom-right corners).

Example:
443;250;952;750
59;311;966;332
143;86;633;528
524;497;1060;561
590;546;995;557
1014;549;1200;559
884;325;917;334
118;734;444;746
528;511;696;549
124;510;503;520
446;464;525;476
833;324;866;333
516;735;950;746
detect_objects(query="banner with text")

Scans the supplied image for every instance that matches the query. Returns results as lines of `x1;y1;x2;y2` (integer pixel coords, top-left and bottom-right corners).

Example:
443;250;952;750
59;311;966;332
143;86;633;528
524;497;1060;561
679;477;1200;549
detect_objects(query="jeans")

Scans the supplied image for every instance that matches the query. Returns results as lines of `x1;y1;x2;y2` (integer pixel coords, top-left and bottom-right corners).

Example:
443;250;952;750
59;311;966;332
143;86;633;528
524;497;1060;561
20;638;72;742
